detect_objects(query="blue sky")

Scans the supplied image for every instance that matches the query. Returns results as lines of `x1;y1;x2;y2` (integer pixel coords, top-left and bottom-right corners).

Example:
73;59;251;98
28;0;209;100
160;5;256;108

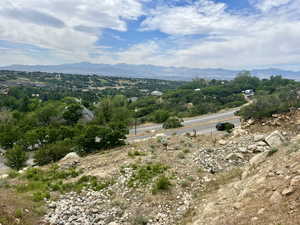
0;0;300;71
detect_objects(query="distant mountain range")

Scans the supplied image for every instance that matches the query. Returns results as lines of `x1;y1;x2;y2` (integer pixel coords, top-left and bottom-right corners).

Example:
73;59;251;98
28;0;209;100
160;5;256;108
1;62;299;81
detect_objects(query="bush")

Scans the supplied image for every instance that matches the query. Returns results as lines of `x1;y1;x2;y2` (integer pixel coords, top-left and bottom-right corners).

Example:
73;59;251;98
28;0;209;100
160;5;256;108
34;141;73;165
162;117;183;129
5;146;28;170
151;110;170;123
152;176;172;194
126;163;168;187
238;90;300;120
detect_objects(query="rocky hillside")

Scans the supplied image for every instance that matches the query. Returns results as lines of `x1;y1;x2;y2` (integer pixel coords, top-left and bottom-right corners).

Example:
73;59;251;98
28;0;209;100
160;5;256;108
0;110;299;225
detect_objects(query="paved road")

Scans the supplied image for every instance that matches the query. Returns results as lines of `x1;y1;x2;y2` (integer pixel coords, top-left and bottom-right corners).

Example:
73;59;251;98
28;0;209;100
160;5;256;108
0;108;240;171
128;108;240;142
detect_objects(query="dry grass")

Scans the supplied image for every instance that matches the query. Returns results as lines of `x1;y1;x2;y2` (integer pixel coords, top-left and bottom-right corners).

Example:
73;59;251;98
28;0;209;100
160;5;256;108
0;189;46;225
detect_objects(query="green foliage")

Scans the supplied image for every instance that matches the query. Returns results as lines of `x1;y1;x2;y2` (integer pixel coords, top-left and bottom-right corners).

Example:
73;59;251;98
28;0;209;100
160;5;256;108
8;170;19;178
267;148;278;157
238;88;300;119
162;117;183;129
76;124;126;154
128;150;146;158
152;176;172;194
63;103;83;125
133;215;148;225
10;166;113;201
33;141;73;165
32;191;51;202
125;163;168;187
150;109;170;123
5;146;28;170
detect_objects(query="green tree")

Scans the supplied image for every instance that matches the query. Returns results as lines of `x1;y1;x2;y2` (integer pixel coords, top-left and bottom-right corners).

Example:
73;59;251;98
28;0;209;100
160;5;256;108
5;145;28;170
63;104;83;125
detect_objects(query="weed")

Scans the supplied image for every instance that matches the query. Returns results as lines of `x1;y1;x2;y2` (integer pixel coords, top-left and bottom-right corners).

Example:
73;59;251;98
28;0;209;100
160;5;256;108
177;152;185;159
267;147;278;157
14;209;23;218
127;163;168;187
183;149;190;154
152;176;172;194
133;215;148;225
8;170;19;178
128;151;146;158
32;191;50;202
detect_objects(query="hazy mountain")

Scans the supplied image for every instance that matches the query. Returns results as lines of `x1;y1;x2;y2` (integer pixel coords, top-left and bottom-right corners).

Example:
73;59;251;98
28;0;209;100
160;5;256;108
1;62;299;81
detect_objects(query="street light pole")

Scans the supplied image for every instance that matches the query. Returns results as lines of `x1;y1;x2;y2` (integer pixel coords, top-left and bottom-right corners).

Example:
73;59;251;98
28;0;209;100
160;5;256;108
134;108;138;135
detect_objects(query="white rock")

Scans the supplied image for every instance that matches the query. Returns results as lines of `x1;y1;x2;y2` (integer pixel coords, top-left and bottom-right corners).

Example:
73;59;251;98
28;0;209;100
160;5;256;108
60;152;80;161
218;140;227;145
281;187;294;196
0;174;8;179
270;191;282;203
226;153;244;161
290;176;300;186
254;134;265;142
249;152;268;167
265;130;286;148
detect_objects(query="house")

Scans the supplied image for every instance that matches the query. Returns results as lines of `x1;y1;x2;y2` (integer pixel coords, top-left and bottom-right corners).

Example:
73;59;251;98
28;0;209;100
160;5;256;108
242;89;254;97
128;97;138;102
151;91;163;96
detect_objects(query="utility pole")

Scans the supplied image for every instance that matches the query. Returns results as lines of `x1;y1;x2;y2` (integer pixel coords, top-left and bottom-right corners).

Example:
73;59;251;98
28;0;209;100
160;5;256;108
134;108;138;135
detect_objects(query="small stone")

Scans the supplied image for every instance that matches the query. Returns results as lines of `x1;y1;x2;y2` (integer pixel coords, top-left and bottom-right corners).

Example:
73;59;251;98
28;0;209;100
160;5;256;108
226;153;244;161
218;140;227;145
270;191;282;203
256;141;267;146
290;176;300;186
257;208;265;215
282;187;294;196
251;217;258;222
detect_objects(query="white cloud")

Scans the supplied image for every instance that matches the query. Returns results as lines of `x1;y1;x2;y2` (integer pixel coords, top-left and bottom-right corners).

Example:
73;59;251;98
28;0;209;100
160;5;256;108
1;0;300;70
251;0;292;12
0;0;144;53
141;0;247;35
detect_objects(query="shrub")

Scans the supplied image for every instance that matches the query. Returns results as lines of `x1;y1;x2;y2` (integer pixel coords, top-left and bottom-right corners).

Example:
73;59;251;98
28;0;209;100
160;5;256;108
127;163;168;187
151;110;170;123
152;176;172;194
34;141;73;165
162;117;183;129
267;147;278;157
5;145;28;170
133;215;148;225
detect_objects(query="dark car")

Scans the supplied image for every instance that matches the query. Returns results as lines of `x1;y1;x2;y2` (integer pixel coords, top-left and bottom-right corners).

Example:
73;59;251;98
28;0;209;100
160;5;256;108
216;122;235;131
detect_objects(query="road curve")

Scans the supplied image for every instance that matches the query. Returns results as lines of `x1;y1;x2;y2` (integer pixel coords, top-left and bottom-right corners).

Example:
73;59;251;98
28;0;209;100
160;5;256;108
128;108;240;142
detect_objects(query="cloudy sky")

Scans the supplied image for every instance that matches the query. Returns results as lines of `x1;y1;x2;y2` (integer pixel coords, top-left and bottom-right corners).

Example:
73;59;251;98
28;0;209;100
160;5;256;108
0;0;299;70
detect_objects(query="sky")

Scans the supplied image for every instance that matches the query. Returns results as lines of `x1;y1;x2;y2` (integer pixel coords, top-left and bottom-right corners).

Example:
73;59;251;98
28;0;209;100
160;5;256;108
0;0;300;70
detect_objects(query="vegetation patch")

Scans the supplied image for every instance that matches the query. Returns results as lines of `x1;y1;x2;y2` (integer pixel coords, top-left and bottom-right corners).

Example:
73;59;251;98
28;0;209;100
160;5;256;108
7;165;113;202
123;163;168;188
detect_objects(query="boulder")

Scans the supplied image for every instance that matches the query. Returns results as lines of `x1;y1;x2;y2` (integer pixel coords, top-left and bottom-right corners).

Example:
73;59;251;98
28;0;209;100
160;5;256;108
61;152;80;161
253;134;265;142
226;153;244;161
249;152;268;167
218;139;227;145
59;152;80;169
270;191;282;203
265;130;286;148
